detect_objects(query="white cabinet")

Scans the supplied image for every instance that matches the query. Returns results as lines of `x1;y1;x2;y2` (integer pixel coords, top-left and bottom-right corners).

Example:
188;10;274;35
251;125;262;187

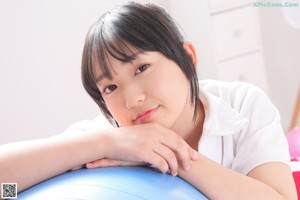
217;52;268;92
169;0;269;93
212;6;259;60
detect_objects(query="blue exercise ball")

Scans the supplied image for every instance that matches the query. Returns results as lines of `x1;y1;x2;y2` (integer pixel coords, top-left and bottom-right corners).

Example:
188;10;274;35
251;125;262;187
18;166;208;200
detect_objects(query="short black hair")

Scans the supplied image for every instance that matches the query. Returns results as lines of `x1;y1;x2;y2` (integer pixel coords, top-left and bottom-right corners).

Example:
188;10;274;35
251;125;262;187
81;2;199;127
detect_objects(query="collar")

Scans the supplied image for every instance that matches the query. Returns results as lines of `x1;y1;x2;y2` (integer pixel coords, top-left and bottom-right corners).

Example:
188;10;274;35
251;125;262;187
199;87;248;140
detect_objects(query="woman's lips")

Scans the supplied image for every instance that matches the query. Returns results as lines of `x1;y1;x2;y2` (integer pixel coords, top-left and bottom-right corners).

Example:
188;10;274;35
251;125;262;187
134;106;159;124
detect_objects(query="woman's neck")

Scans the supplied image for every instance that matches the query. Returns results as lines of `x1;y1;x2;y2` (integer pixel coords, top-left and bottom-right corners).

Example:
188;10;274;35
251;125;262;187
172;100;205;151
186;101;205;150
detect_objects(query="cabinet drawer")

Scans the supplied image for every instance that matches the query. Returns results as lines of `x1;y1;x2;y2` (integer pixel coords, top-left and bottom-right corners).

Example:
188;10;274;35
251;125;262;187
212;6;260;60
216;52;269;93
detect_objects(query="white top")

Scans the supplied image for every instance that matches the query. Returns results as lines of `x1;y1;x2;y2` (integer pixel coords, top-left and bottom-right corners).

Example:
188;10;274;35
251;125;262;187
64;80;290;175
198;80;290;175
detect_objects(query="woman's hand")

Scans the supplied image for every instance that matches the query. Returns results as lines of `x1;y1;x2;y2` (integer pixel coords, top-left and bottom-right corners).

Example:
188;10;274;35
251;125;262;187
86;159;146;168
71;159;146;171
98;123;198;176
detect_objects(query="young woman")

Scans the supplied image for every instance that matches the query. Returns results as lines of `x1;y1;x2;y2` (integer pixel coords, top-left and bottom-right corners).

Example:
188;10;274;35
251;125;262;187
0;2;297;199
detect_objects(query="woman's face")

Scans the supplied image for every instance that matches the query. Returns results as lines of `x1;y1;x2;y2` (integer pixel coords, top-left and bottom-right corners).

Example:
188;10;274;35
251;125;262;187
94;51;195;133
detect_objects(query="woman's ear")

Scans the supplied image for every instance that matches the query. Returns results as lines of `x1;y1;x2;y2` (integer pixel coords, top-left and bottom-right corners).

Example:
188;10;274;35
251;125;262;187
183;42;198;69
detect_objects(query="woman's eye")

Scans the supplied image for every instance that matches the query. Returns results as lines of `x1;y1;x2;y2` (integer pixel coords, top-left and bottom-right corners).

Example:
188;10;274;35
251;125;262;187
135;64;150;75
103;85;117;94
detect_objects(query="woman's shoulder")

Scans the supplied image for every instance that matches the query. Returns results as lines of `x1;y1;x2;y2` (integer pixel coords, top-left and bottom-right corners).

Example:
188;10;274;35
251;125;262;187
199;79;265;94
199;79;276;117
199;79;269;104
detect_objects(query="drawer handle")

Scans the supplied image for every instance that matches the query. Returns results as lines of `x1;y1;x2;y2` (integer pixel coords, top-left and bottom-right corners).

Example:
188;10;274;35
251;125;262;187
234;29;242;38
238;74;246;81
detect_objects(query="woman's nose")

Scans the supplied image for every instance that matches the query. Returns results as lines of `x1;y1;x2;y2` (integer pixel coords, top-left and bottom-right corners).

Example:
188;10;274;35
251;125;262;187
123;83;146;109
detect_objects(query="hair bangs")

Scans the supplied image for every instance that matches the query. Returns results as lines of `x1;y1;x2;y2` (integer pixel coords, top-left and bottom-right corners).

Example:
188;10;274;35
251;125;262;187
91;28;144;82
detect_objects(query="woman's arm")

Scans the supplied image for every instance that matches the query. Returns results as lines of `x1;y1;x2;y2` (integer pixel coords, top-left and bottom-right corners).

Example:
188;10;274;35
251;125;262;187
0;130;109;193
178;153;297;200
0;122;197;193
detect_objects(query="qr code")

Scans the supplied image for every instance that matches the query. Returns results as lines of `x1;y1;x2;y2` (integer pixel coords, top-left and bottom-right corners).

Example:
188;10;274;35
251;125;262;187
1;183;17;199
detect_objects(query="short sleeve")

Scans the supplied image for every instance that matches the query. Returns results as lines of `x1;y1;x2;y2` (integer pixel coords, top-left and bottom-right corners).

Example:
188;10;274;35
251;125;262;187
231;85;290;175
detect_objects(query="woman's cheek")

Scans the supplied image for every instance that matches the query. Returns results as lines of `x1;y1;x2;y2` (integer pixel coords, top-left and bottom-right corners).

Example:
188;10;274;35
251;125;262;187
105;97;121;121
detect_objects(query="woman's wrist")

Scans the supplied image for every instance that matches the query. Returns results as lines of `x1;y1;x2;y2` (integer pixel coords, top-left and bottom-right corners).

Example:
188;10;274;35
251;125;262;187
53;129;111;169
82;129;113;164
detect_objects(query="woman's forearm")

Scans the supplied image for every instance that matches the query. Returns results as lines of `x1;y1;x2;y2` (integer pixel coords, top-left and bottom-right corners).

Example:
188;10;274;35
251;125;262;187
178;154;297;200
0;130;109;193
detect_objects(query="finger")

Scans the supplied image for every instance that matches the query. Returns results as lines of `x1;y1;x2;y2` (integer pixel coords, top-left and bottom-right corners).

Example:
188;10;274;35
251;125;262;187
153;125;198;171
189;148;199;160
153;144;178;176
161;134;191;171
70;165;85;171
144;152;169;174
86;159;147;169
86;159;116;168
